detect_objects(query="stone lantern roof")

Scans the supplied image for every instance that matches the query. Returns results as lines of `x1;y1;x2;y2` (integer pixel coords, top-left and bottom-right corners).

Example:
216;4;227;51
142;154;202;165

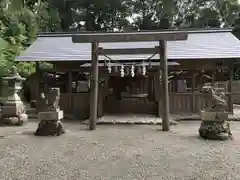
2;66;25;81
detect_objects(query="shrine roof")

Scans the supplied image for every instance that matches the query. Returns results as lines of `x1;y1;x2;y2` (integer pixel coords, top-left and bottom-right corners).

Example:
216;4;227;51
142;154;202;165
16;28;240;62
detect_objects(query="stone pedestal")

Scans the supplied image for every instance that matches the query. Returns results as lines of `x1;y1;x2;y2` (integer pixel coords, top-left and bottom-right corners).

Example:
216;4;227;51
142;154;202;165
0;66;28;126
199;110;232;140
1;113;28;126
34;88;65;136
35;110;65;136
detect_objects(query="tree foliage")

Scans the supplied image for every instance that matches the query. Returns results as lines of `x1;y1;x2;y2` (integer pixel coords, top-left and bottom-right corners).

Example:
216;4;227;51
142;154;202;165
0;0;61;77
50;0;239;31
0;0;240;77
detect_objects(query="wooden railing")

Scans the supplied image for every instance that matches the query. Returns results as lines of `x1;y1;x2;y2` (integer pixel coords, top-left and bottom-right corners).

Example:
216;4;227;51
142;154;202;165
168;92;240;113
59;92;240;118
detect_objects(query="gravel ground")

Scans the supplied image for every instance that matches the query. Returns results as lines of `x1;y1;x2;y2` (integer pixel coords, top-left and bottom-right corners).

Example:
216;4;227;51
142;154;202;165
1;121;240;180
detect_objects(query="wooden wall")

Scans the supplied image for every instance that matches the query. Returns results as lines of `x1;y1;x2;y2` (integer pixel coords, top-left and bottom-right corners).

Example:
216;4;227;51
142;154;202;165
167;93;230;114
26;60;236;119
60;92;104;119
58;92;235;118
104;96;157;114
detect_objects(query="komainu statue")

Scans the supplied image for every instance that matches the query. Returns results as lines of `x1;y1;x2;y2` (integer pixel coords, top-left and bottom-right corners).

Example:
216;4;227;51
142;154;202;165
47;88;60;110
201;85;227;111
199;85;232;140
35;88;65;136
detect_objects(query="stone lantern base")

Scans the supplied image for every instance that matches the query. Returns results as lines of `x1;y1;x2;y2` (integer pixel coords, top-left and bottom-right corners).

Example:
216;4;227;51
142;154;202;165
0;114;28;126
199;111;232;140
0;93;28;126
34;110;65;136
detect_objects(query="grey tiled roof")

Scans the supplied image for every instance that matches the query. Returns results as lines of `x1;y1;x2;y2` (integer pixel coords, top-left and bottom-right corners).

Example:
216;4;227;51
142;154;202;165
16;30;240;62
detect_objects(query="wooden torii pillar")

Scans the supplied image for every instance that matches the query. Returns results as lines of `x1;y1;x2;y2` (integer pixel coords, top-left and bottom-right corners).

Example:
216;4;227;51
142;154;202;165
90;42;99;130
72;31;188;131
35;61;40;113
159;40;169;131
228;60;234;114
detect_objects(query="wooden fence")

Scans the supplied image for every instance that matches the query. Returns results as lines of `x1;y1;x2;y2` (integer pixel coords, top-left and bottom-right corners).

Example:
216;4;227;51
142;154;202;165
59;92;239;118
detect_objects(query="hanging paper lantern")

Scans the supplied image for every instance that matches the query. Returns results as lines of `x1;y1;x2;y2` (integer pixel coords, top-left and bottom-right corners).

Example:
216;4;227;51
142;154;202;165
107;61;112;73
120;65;124;77
131;65;135;77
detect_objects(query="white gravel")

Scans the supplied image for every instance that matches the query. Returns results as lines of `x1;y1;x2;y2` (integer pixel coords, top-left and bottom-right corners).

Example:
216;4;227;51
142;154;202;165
1;121;240;180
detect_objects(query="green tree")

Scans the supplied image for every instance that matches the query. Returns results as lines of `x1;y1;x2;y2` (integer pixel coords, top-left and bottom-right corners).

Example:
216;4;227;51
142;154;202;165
0;0;61;77
130;0;240;30
1;0;240;79
233;14;240;39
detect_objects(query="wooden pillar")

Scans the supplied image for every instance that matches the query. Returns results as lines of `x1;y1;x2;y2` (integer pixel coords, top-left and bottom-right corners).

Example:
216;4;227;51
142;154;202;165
68;70;72;110
191;72;196;113
157;69;161;117
211;70;215;85
228;60;234;114
199;72;203;91
89;41;99;130
159;40;170;131
211;70;216;111
35;61;40;113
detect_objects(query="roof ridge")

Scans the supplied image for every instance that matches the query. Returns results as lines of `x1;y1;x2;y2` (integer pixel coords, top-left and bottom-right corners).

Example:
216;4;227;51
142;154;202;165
37;28;233;38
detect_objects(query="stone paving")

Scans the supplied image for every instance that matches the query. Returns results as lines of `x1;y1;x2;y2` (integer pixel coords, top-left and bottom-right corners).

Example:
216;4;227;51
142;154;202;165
1;121;240;180
82;114;178;125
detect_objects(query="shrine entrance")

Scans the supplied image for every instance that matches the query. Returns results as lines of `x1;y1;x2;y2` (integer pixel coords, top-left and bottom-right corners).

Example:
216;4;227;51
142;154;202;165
104;74;155;114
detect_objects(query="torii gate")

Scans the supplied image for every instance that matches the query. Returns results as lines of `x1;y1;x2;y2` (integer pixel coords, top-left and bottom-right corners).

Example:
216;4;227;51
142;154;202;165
72;31;188;131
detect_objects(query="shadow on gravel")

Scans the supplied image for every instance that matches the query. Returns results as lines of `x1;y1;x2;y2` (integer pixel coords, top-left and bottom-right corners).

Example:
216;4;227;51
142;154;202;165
178;134;203;141
155;128;173;132
21;131;37;136
21;131;68;138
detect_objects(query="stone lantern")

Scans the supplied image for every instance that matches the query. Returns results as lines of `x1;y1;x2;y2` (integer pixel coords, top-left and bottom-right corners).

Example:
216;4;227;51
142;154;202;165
0;66;28;125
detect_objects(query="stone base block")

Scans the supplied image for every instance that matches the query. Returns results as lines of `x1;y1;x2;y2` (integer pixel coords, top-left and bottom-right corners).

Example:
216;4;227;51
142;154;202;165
0;113;28;126
38;110;63;121
2;104;26;117
199;121;232;140
200;110;228;121
201;111;216;121
216;111;228;121
34;120;65;136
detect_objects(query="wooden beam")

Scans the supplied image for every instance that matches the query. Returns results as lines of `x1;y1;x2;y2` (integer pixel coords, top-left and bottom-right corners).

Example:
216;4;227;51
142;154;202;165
72;31;188;43
159;40;170;131
41;67;90;72
211;70;215;84
98;47;159;55
89;41;99;130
